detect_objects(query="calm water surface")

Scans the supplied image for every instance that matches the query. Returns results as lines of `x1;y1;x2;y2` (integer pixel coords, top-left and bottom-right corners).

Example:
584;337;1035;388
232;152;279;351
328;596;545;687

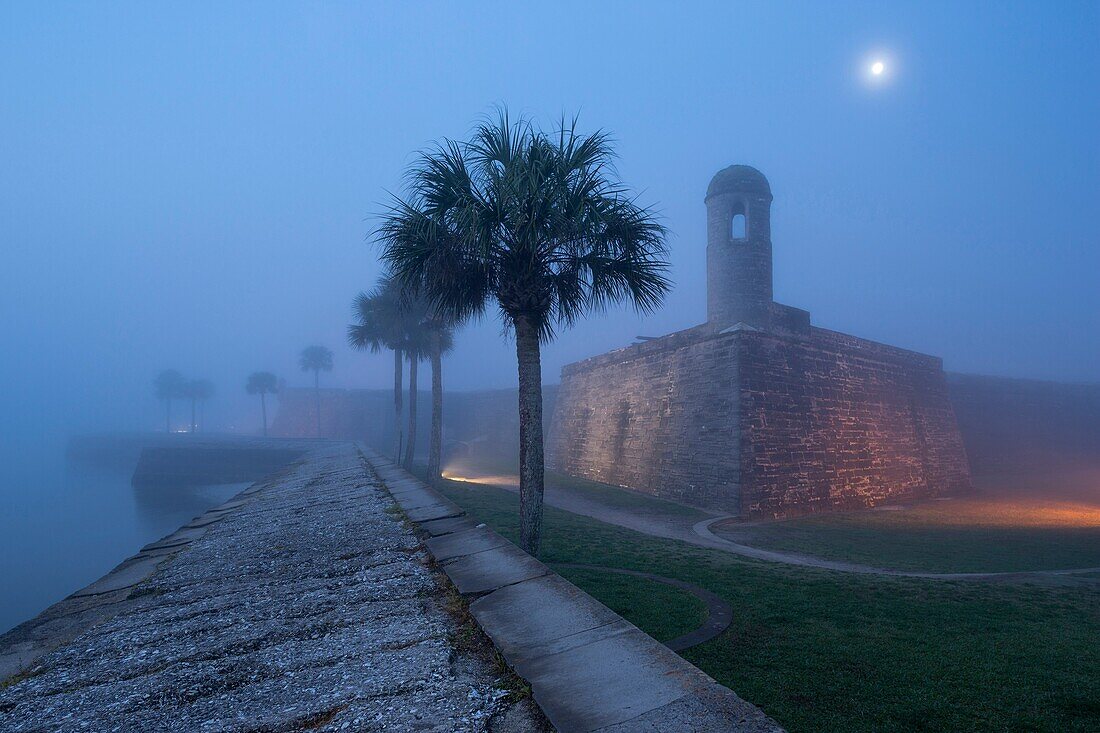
0;442;244;634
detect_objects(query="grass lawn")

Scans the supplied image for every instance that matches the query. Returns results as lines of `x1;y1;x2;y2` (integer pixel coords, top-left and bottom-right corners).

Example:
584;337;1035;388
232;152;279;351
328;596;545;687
433;476;1100;733
552;565;707;643
716;498;1100;573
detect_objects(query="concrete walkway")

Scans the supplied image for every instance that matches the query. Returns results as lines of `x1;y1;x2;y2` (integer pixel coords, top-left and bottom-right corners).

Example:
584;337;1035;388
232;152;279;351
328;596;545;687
365;451;784;733
456;470;1100;583
0;444;533;732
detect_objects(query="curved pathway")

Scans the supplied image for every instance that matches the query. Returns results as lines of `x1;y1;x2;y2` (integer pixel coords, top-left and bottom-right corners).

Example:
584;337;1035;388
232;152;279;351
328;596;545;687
554;563;733;651
461;472;1100;583
692;517;1100;582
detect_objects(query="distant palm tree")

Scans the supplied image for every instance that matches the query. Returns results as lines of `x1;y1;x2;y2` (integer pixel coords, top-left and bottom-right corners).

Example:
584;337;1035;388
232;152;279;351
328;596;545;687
181;379;215;433
192;379;215;432
348;277;409;461
299;345;333;437
379;112;670;555
246;371;279;437
154;369;186;432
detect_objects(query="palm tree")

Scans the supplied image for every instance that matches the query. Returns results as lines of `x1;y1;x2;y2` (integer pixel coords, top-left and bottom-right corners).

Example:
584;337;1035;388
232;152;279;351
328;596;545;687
180;380;200;433
246;371;279;436
348;277;408;460
192;379;215;432
350;277;456;475
425;314;456;484
154;369;186;432
299;345;333;437
378;112;670;555
400;317;433;471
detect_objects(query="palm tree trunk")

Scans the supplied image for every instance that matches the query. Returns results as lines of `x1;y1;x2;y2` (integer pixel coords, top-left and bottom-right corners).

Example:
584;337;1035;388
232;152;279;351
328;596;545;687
428;331;443;484
165;399;171;433
314;370;321;438
261;392;268;437
403;357;417;469
514;316;545;556
393;348;404;463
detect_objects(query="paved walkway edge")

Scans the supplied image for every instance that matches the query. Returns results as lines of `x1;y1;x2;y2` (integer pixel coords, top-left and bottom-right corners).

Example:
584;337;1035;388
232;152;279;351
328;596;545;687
360;447;785;733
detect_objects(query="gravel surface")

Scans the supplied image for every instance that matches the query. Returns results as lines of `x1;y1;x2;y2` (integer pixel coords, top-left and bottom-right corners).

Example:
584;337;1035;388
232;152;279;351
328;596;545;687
0;444;527;732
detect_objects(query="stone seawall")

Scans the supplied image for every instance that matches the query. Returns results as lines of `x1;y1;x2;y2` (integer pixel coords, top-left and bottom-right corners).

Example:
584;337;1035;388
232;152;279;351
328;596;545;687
0;444;532;731
131;445;306;488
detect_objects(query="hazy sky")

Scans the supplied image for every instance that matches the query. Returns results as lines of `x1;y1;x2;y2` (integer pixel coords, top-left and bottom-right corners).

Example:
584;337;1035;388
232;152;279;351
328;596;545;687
2;1;1097;435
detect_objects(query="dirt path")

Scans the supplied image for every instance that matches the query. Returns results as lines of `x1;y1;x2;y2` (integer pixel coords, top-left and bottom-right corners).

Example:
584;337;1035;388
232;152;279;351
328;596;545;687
463;473;1100;584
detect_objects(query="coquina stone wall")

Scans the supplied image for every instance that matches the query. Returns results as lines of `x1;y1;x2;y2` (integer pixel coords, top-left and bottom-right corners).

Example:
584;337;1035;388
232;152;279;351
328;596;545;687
737;328;971;516
548;325;742;508
548;326;972;517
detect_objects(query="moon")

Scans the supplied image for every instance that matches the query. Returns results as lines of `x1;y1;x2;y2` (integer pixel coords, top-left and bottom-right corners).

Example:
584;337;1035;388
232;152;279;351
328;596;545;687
871;60;885;76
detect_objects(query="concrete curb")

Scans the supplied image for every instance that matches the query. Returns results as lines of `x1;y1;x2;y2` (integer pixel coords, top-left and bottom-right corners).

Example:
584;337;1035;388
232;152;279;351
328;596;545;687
360;447;785;733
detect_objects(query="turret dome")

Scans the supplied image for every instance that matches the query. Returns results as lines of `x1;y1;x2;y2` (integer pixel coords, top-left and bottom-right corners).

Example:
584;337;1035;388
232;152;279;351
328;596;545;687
705;165;771;200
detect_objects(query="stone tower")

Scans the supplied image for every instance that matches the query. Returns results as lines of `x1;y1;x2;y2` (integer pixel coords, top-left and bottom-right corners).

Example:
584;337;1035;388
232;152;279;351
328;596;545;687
705;165;774;329
550;164;972;518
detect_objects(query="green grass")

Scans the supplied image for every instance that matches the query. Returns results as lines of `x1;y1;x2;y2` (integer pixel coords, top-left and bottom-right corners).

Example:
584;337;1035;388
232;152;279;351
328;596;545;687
552;565;707;642
717;500;1100;573
433;476;1100;733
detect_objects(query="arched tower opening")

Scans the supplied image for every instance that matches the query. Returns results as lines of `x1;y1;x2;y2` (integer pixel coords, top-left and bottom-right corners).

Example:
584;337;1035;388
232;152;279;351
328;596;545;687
705;164;773;328
730;200;748;239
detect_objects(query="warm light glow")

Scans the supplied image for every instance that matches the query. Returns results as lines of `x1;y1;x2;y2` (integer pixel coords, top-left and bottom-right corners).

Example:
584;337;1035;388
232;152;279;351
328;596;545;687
871;60;885;76
904;497;1100;529
441;468;520;488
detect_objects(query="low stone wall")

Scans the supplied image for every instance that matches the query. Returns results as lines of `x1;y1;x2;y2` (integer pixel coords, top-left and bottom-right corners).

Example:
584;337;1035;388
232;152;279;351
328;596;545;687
131;445;305;488
947;373;1100;480
271;386;557;465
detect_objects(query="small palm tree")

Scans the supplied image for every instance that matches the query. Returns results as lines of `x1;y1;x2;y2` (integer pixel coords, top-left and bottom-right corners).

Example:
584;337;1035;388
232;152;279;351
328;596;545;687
299;345;333;437
192;379;215;432
246;372;279;436
154;369;186;432
379;112;670;555
348;277;408;460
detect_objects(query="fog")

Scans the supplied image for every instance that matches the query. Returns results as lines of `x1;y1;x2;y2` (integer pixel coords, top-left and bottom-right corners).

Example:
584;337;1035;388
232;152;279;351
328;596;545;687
1;3;1098;629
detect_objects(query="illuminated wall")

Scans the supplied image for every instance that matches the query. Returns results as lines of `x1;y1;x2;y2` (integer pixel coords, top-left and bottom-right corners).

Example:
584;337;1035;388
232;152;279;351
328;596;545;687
548;325;972;517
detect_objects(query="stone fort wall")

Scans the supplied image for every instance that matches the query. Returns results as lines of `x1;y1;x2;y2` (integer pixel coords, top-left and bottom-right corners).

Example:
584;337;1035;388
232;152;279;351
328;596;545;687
548;325;743;509
548;326;972;517
737;328;971;516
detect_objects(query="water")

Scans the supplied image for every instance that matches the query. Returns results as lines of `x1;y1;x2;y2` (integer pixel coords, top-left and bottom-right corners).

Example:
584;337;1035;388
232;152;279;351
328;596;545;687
0;443;246;634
